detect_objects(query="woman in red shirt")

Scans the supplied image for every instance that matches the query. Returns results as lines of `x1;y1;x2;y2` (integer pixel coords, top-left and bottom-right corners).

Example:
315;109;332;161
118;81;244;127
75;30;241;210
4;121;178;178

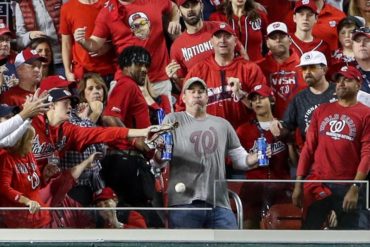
0;123;102;228
209;0;268;61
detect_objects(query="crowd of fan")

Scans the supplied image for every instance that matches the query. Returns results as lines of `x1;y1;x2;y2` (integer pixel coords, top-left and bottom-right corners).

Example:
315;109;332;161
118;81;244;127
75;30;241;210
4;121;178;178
0;0;368;230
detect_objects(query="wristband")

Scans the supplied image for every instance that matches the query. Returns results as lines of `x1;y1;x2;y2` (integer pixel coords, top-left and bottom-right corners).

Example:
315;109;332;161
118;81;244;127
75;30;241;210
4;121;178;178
351;183;361;189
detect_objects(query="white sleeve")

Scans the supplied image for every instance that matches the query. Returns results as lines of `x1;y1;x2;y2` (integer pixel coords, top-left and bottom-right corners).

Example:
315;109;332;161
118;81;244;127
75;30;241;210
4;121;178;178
15;3;32;48
0;114;25;140
0;119;31;147
228;146;252;171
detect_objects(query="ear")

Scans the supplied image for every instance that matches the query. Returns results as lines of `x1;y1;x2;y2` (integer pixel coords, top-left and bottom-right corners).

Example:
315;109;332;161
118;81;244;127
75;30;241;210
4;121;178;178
293;14;297;24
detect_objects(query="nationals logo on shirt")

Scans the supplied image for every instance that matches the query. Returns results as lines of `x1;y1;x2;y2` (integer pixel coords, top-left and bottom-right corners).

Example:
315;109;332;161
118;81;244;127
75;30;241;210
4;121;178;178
269;71;298;100
319;114;357;141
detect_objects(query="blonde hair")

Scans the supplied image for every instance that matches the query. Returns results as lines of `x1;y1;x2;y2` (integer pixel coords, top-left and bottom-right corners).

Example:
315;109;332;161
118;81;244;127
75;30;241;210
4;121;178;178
9;127;35;156
348;0;361;16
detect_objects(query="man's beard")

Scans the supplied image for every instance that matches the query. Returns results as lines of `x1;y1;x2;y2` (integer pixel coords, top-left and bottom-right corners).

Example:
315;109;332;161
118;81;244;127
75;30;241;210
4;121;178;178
183;13;201;26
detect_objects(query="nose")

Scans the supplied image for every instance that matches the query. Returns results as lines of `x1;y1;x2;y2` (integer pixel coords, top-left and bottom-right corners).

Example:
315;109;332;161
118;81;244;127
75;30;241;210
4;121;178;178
141;66;148;72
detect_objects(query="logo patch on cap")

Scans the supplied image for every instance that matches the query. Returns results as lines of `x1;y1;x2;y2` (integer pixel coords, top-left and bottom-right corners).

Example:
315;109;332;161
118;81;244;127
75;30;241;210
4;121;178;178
302;0;309;4
329;21;337;27
63;90;71;96
340;66;348;72
0;23;5;29
304;54;312;61
273;23;280;28
253;85;262;91
220;23;226;29
30;49;38;55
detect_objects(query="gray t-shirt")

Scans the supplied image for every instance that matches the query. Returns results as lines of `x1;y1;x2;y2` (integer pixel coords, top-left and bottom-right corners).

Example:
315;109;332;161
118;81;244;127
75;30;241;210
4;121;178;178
163;112;241;209
283;83;337;139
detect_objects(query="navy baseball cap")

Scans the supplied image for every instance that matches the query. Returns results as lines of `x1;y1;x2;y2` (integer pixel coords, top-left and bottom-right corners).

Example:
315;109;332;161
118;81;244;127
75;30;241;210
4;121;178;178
0;104;20;117
47;88;79;104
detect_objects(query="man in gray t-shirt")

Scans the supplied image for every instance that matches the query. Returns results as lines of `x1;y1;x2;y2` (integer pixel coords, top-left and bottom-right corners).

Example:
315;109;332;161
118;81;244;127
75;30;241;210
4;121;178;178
271;51;337;141
153;77;266;229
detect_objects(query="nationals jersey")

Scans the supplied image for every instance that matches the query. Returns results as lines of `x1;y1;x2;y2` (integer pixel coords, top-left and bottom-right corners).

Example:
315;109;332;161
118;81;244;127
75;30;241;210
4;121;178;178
257;50;307;118
298;102;370;180
170;21;221;78
181;56;267;128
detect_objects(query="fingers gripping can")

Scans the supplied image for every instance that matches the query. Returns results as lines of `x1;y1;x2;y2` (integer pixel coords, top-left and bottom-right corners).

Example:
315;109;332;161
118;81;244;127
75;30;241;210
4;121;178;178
157;109;173;161
257;136;269;166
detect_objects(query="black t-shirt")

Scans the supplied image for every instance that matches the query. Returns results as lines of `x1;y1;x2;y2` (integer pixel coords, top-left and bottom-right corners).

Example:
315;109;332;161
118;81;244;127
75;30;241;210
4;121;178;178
283;83;337;140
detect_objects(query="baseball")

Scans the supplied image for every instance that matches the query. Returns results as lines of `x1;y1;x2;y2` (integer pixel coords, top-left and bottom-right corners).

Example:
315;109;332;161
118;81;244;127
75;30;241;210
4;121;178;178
175;182;186;193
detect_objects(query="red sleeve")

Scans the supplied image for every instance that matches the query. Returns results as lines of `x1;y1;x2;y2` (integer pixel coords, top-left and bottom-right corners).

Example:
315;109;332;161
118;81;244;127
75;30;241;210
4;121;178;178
296;109;319;177
59;3;71;35
0;154;23;203
243;62;267;92
92;7;111;39
358;114;370;175
103;82;134;119
163;0;173;15
125;211;147;228
63;122;129;151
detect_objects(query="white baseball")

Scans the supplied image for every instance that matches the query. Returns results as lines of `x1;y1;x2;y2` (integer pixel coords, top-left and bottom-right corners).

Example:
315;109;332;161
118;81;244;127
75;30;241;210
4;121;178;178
175;182;186;193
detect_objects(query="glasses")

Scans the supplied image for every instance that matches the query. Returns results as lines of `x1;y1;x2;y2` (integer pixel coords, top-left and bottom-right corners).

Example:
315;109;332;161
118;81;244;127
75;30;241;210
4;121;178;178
131;20;149;29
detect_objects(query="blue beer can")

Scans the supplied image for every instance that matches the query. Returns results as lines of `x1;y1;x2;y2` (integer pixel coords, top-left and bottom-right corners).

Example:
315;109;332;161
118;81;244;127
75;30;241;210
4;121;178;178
157;109;165;124
257;136;269;167
161;132;173;161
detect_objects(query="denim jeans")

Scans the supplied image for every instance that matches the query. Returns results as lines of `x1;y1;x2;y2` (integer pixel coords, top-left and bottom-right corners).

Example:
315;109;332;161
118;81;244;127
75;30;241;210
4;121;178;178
168;200;238;229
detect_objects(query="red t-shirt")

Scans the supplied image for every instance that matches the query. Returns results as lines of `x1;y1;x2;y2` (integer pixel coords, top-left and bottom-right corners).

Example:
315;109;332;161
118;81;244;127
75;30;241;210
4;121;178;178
0;85;33;107
170;21;221;78
312;4;346;52
103;72;150;149
209;10;268;62
255;0;293;23
180;56;266;129
59;0;115;78
284;3;346;52
257;50;307;118
0;151;51;228
31;115;129;169
92;0;172;82
297;102;370;180
290;34;332;66
236;121;291;179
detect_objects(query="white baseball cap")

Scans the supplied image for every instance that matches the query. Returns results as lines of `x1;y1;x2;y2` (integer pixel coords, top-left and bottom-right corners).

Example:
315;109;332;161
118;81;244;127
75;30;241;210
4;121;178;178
297;51;327;67
267;22;288;36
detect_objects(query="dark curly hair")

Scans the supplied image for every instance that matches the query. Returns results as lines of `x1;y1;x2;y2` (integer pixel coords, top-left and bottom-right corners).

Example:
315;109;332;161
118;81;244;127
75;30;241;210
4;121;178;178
118;45;151;69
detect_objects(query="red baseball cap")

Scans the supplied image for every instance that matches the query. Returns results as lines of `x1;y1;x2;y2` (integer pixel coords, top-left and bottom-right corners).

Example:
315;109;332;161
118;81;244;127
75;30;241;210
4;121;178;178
333;66;363;83
39;75;71;94
294;0;318;15
0;22;13;38
177;0;200;6
93;187;117;203
14;47;47;68
212;22;236;36
247;84;274;99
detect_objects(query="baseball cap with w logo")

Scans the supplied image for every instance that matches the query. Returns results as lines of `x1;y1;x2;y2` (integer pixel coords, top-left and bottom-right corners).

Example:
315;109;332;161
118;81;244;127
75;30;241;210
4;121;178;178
14;47;47;68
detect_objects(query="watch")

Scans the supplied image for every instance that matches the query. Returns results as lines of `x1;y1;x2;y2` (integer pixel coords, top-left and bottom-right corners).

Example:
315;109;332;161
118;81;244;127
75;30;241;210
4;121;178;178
351;183;361;189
